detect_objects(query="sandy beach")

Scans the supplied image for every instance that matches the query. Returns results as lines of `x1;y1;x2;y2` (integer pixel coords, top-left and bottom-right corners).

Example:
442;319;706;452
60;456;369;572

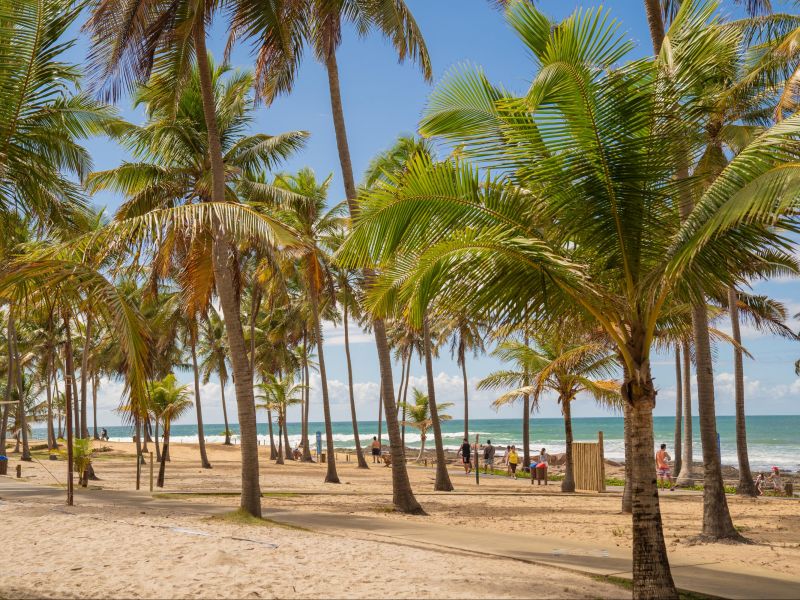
2;440;799;598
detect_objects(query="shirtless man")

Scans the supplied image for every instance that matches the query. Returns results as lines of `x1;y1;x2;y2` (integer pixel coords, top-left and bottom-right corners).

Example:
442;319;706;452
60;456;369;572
656;443;675;491
371;437;381;464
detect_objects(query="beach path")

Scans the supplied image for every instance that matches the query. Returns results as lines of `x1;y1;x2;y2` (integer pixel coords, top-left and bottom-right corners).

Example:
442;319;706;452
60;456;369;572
2;477;798;599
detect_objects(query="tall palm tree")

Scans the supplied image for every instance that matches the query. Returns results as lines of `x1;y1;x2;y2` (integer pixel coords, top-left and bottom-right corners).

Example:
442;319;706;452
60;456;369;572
199;308;233;446
269;168;344;483
85;55;306;515
84;0;299;518
228;0;431;514
481;334;620;493
340;3;800;592
445;315;484;440
149;374;193;487
400;388;453;462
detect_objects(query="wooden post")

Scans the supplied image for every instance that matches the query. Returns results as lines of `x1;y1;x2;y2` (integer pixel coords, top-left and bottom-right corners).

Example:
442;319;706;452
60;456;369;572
136;450;141;490
149;452;154;492
15;464;21;478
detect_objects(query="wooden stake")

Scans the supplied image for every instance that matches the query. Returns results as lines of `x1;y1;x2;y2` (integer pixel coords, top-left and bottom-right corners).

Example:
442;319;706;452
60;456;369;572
149;451;154;492
474;434;480;485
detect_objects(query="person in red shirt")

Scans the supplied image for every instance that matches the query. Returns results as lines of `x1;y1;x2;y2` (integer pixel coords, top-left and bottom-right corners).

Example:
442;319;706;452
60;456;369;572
656;443;675;491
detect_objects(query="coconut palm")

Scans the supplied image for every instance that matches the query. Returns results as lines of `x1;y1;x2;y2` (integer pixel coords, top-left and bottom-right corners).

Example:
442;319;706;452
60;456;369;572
339;3;800;593
267;167;345;480
84;0;304;518
400;388;453;462
149;374;193;487
481;334;620;493
198;308;233;446
445;315;485;440
257;374;304;465
227;0;431;514
85;55;306;515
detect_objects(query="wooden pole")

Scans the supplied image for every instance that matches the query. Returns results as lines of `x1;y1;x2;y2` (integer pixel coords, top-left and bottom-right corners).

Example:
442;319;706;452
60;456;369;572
149;451;154;492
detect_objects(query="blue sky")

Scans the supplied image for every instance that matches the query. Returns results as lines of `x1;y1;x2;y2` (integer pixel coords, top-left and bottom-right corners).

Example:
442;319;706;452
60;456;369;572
64;1;800;426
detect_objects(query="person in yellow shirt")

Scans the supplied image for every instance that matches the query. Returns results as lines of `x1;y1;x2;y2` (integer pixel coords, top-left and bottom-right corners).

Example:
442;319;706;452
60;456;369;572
508;445;519;479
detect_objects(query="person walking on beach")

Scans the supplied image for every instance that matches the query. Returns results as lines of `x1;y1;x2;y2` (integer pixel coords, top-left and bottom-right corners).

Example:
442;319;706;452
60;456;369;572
504;445;511;474
508;445;519;479
457;437;472;474
656;443;675;491
100;428;109;441
483;441;496;474
371;437;381;464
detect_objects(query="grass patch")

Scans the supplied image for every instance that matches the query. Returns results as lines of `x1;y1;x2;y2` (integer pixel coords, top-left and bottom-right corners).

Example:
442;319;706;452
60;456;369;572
262;492;299;498
208;509;311;532
592;575;715;599
605;476;626;487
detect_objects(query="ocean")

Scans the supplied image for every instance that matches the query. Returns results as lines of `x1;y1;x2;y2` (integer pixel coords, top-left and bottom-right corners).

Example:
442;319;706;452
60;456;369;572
35;415;800;473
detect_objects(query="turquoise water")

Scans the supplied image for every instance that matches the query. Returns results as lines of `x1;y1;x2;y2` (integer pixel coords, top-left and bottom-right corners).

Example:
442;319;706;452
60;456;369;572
37;415;800;472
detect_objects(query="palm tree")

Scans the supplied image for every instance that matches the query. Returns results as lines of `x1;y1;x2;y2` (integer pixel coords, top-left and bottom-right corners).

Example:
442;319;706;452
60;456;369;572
268;167;344;481
228;0;431;515
257;374;304;464
84;0;301;518
149;374;193;487
199;308;233;446
724;291;796;495
401;388;453;462
481;334;620;493
445;315;484;440
331;254;369;468
340;4;800;592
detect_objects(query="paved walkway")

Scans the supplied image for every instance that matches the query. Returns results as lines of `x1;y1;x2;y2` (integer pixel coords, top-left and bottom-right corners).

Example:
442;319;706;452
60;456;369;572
2;478;798;599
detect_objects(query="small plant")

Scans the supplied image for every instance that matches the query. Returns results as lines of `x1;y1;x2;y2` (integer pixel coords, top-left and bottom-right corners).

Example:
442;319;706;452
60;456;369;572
72;438;93;487
611;526;627;538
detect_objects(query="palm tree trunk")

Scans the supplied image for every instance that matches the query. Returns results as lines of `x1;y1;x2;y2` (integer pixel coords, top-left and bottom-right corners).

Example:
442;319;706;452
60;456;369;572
310;293;339;483
46;358;55;449
157;422;170;487
283;409;292;460
423;316;453;492
63;312;75;506
343;299;368;468
622;353;677;598
461;355;469;440
728;287;756;496
154;417;161;463
275;417;284;465
377;386;383;444
195;21;261;518
219;378;231;445
267;407;277;459
0;311;16;456
11;312;31;461
191;336;212;468
643;0;665;53
79;312;92;439
396;351;406;418
692;304;742;540
301;329;313;462
622;401;632;514
400;353;411;450
561;398;575;493
325;46;421;512
92;373;99;440
673;346;683;476
522;331;531;468
676;340;696;485
417;433;426;461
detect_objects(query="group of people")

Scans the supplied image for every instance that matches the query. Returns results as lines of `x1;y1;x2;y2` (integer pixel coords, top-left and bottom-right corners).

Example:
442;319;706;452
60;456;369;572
656;443;787;495
456;438;550;481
